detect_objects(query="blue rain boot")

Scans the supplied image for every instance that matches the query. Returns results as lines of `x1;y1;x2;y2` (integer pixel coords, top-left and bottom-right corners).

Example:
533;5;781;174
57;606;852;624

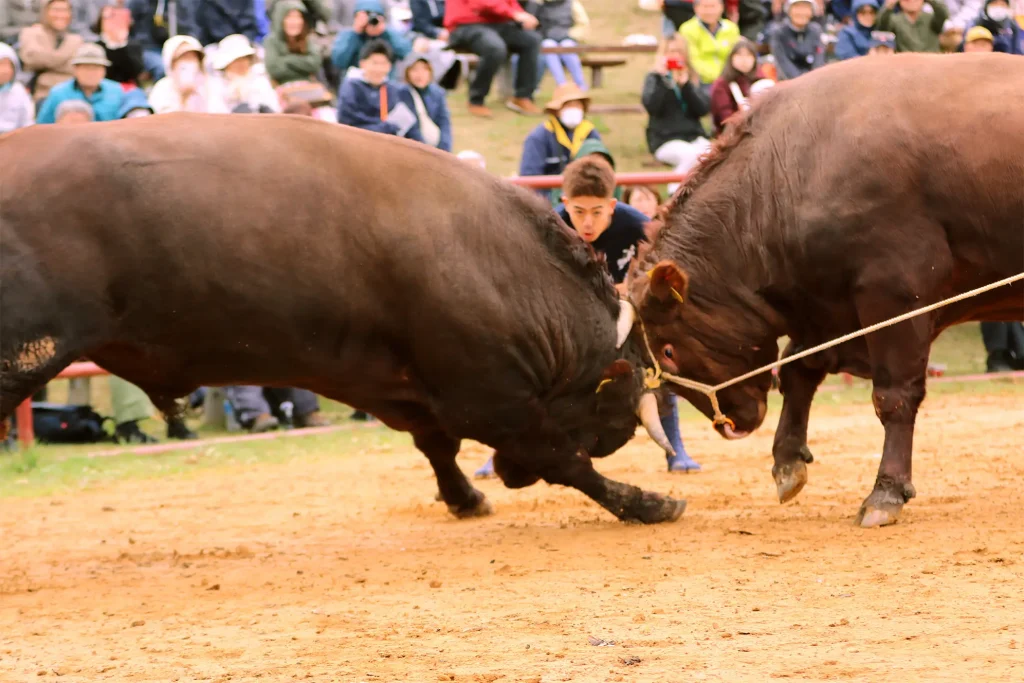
663;395;701;472
474;455;496;479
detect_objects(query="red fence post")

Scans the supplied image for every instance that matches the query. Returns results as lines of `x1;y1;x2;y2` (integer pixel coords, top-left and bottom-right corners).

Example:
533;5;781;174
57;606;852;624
16;399;35;448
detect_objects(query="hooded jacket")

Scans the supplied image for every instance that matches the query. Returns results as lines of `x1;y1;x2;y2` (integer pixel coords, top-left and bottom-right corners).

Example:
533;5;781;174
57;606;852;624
147;35;209;113
0;43;35;134
519;113;600;177
331;0;411;77
337;71;424;142
966;1;1024;54
264;0;324;84
18;0;85;102
398;53;452;151
769;18;825;80
190;0;261;46
835;0;879;59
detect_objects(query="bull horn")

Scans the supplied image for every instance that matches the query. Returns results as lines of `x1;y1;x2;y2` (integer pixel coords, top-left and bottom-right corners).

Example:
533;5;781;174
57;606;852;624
616;300;636;349
638;392;675;456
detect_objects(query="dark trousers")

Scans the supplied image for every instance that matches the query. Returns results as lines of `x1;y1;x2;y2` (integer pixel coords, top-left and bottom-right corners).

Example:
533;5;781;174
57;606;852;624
226;386;320;426
981;322;1024;356
449;21;541;105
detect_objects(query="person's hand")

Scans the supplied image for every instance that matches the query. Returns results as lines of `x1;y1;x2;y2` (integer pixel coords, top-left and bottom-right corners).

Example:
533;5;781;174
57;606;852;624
412;36;431;52
514;11;539;30
673;65;689;84
352;11;369;33
437;28;450;41
655;55;669;75
727;8;739;21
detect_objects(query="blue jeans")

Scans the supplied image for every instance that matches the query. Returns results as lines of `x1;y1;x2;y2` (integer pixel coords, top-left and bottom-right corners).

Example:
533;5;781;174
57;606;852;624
540;38;587;89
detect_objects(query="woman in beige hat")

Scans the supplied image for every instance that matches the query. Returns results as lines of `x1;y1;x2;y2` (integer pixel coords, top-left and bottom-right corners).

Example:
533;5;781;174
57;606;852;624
208;34;281;113
149;35;209;113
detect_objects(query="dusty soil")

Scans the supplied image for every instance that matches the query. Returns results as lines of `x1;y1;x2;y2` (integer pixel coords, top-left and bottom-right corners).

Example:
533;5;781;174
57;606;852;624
2;394;1024;682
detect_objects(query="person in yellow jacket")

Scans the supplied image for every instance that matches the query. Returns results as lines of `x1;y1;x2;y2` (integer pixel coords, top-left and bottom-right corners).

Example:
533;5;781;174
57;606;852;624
678;0;740;88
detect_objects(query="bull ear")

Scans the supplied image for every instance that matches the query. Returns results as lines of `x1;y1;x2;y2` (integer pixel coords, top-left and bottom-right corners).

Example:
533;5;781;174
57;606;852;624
646;261;689;305
595;358;634;395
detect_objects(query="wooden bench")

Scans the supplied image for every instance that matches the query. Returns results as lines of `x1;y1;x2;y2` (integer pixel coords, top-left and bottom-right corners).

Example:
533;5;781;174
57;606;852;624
456;53;627;91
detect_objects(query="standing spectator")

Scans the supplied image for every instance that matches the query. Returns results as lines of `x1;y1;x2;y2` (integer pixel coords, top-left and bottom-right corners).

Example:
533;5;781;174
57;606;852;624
962;23;995;47
444;0;543;117
400;53;452;151
338;39;424;142
36;43;124;123
877;0;949;52
53;97;94;122
117;84;153;116
128;0;196;81
0;43;35;134
19;0;84;103
769;0;824;80
663;0;696;31
868;28;897;52
981;322;1024;372
528;0;588;90
95;3;145;85
148;34;209;112
642;35;711;179
208;34;281;112
331;0;411;79
679;0;740;89
835;0;880;60
709;37;761;133
622;184;662;219
519;83;599;203
410;0;448;38
964;0;1023;53
190;0;261;48
264;0;324;84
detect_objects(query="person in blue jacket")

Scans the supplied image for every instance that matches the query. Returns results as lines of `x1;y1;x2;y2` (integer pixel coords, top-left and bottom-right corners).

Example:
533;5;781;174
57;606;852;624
117;86;154;118
962;0;1023;54
36;43;124;124
410;0;447;39
188;0;261;46
835;0;879;59
400;53;452;151
338;39;424;142
332;0;411;79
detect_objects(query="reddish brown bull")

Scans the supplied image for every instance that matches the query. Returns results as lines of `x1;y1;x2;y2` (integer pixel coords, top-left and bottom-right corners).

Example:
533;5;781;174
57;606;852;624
624;54;1024;527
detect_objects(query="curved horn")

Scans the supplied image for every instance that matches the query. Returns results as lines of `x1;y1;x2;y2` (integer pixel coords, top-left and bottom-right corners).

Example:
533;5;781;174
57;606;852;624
616;300;636;349
638;392;675;456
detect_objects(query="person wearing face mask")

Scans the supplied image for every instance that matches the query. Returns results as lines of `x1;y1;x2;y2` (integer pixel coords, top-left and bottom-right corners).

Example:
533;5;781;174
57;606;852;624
962;0;1023;52
209;34;281;113
148;35;209;113
518;82;600;203
0;43;35;135
19;0;85;103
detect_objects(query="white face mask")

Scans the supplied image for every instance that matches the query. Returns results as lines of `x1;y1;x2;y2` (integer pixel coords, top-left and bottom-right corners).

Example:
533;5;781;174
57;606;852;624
125;109;151;118
558;106;585;129
987;5;1010;20
174;60;200;87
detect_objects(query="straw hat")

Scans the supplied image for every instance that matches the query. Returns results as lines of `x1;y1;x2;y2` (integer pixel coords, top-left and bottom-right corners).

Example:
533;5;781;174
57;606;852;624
212;34;257;71
544;83;591;113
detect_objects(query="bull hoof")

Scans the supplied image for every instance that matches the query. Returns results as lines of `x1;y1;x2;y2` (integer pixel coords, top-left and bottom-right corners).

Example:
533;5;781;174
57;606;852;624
447;491;494;519
773;460;808;504
623;492;687;524
855;481;916;528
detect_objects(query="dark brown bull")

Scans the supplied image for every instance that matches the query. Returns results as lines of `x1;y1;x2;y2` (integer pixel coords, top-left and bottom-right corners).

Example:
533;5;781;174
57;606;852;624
625;54;1024;527
0;113;683;524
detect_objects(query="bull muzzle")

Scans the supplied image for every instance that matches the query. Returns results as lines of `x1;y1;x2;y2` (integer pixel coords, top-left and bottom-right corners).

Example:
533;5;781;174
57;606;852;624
616;300;635;349
637;391;674;456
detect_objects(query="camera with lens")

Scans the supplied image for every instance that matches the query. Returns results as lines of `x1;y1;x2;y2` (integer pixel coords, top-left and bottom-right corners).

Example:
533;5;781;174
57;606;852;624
366;12;383;27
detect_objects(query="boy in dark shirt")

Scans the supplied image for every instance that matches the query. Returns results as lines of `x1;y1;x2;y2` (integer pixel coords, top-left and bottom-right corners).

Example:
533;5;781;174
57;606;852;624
474;157;701;479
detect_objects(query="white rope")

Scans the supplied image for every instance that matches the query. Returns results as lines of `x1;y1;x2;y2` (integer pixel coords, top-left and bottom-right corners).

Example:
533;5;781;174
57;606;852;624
638;271;1024;428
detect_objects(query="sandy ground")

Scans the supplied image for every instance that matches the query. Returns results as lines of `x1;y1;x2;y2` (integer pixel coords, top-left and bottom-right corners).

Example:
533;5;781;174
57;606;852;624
2;393;1023;682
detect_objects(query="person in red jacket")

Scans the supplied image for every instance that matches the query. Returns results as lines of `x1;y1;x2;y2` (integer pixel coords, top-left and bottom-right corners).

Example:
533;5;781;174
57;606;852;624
708;38;763;134
444;0;542;118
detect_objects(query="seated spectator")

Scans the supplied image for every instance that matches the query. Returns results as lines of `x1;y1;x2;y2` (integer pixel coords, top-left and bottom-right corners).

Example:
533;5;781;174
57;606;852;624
19;0;84;103
942;0;981;50
72;0;109;41
264;0;325;85
110;377;198;443
332;0;411;79
445;0;542;117
877;0;949;52
835;0;880;60
622;184;662;219
573;137;622;200
37;43;124;123
868;29;897;53
338;39;424;141
283;98;314;114
529;0;589;90
679;0;740;89
54;97;94;122
662;0;696;31
209;34;281;112
519;83;598;188
642;36;711;179
0;42;35;134
129;0;196;81
410;0;448;39
192;0;261;48
117;84;154;116
962;23;996;47
95;3;145;85
226;386;330;432
963;0;1023;53
149;35;209;113
709;37;761;133
400;53;452;151
456;149;487;168
769;0;824;80
981;322;1024;372
267;0;334;25
736;0;767;41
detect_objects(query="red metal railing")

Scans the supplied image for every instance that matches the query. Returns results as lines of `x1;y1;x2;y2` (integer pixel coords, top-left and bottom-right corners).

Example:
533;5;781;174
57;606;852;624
14;362;110;447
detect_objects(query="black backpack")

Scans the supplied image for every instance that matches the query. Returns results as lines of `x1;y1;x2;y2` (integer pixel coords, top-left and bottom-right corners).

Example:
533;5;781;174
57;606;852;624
30;402;117;444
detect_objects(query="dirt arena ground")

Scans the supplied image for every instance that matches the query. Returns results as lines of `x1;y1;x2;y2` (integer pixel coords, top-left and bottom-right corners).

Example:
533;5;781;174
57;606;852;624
2;392;1023;682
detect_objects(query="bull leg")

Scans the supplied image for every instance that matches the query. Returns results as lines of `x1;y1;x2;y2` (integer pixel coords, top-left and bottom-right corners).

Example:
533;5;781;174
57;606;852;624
1;341;79;437
772;348;826;504
413;431;493;519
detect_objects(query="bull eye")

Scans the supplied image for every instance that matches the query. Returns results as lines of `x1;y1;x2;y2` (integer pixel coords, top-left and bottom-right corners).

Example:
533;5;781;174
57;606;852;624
663;345;674;360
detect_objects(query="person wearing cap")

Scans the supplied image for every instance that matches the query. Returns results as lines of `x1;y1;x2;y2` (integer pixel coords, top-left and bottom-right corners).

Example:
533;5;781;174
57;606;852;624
769;0;824;80
18;0;85;103
518;82;599;202
36;42;123;123
961;23;995;48
148;35;210;113
399;52;452;151
0;43;35;135
877;0;949;52
332;0;411;80
678;0;741;88
835;0;880;59
264;0;326;85
868;29;897;53
338;39;424;141
208;34;281;113
962;0;1023;53
573;137;623;200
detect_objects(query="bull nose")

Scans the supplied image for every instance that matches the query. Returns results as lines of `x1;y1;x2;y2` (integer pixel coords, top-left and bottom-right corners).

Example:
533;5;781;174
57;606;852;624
714;420;751;440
